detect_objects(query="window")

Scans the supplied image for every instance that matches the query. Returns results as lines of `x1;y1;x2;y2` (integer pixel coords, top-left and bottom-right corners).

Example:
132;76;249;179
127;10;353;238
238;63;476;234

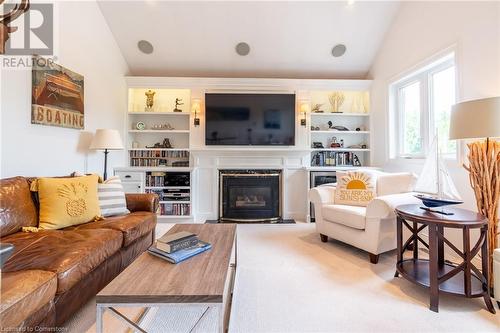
390;53;457;159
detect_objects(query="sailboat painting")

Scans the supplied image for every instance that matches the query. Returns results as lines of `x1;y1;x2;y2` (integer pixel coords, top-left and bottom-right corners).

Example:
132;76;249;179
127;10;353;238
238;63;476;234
414;136;463;215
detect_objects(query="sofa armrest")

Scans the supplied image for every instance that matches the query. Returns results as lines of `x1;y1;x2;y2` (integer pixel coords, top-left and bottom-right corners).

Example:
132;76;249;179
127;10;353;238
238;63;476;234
309;186;335;205
366;193;420;219
125;193;159;213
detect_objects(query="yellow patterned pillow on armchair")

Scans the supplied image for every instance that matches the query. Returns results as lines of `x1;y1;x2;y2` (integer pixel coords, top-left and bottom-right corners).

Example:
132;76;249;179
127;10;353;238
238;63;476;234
38;175;101;229
334;171;376;207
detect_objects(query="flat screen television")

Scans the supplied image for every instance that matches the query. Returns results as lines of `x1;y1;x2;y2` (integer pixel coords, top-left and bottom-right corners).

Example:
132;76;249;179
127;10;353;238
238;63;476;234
205;93;296;146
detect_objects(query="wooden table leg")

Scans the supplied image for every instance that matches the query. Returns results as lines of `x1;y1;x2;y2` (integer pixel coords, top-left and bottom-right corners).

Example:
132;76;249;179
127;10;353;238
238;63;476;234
463;226;471;297
395;215;403;277
412;222;419;259
437;225;444;267
480;225;496;314
428;224;439;312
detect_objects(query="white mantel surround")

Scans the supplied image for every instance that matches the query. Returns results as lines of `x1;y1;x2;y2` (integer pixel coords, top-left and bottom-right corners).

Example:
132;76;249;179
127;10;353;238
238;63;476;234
123;77;372;222
190;148;310;221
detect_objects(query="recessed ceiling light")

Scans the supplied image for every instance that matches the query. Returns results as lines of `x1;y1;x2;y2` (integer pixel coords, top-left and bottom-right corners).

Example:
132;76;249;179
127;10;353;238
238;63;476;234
331;44;347;57
347;0;355;6
235;42;250;56
138;40;154;54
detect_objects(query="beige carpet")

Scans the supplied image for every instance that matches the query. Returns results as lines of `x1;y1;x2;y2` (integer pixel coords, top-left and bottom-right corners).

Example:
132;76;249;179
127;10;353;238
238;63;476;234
65;223;499;332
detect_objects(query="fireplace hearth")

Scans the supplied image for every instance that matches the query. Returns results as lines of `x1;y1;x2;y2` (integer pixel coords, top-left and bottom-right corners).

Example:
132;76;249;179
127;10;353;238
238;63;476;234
219;169;282;222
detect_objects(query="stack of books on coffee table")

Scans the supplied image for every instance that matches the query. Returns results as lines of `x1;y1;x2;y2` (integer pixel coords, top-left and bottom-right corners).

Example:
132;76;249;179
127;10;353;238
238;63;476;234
148;231;212;264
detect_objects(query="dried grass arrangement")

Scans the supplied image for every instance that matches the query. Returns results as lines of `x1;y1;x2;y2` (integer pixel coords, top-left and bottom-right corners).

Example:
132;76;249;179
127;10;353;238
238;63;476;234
464;139;500;289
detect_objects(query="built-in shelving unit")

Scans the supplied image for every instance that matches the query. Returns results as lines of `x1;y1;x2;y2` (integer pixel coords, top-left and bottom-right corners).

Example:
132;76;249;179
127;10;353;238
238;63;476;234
114;77;374;223
117;87;194;221
308;90;371;168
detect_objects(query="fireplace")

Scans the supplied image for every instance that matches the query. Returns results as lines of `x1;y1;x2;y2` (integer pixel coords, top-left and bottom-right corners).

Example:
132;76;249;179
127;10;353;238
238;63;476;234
219;170;282;222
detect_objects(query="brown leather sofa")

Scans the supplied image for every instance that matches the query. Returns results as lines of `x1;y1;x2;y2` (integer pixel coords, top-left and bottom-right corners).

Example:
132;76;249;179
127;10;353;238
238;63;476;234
0;176;158;330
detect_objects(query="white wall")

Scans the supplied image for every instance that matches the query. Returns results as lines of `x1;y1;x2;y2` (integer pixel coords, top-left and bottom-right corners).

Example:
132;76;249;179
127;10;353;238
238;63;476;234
369;1;500;211
0;0;129;178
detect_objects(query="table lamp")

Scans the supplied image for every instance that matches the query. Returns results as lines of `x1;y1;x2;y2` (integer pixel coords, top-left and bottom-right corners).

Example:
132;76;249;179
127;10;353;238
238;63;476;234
449;96;500;289
89;129;124;180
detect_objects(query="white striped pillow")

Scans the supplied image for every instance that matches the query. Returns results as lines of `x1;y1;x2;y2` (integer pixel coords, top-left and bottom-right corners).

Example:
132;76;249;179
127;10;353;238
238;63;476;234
98;176;130;217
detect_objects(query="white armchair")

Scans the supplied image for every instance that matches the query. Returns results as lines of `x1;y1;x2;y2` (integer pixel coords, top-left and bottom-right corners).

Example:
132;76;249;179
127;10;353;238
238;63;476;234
309;171;419;263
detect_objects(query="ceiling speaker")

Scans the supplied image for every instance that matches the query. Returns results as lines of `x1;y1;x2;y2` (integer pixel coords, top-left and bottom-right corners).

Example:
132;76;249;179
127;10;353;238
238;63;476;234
235;42;250;56
331;44;347;57
138;40;154;54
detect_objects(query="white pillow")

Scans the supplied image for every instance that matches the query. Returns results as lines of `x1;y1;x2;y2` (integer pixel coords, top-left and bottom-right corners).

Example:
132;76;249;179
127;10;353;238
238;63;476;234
334;171;376;207
98;176;130;217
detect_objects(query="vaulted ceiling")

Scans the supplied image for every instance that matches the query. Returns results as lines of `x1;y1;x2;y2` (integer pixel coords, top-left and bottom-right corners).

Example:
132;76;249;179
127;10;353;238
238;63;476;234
98;1;400;78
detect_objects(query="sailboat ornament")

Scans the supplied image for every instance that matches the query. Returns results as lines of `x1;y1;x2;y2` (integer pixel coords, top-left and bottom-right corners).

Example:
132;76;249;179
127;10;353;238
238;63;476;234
414;136;463;215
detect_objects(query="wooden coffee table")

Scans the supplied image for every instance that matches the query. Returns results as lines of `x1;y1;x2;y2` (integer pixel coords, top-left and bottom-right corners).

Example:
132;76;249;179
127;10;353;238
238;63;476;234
96;224;237;333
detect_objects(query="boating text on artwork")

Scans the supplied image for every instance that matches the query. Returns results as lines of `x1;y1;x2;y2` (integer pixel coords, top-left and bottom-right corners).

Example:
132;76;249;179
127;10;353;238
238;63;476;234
32;56;84;129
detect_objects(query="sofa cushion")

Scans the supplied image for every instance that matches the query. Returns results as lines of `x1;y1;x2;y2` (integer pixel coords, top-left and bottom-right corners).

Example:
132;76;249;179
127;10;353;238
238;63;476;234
98;176;130;217
321;204;366;230
0;177;38;237
37;175;101;230
1;229;122;294
66;211;156;247
0;270;57;328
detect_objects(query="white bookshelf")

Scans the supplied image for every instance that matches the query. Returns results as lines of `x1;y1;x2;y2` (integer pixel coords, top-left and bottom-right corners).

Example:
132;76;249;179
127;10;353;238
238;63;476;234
308;90;371;168
121;87;194;222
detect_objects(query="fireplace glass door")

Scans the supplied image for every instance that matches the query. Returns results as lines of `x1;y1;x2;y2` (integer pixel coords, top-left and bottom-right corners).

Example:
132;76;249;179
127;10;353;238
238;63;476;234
220;171;281;222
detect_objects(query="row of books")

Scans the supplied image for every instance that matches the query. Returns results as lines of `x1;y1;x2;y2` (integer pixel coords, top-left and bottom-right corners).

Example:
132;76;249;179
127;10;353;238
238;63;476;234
311;151;361;167
130;158;169;167
159;203;191;216
130;150;190;158
148;231;211;264
145;173;167;187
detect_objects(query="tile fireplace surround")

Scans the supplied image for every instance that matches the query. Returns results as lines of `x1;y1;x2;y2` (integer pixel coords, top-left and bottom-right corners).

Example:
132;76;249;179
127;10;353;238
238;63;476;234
219;169;282;222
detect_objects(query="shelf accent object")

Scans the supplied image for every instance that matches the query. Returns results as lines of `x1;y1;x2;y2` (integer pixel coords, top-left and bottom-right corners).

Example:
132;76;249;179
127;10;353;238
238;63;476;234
90;129;124;180
449;96;500;290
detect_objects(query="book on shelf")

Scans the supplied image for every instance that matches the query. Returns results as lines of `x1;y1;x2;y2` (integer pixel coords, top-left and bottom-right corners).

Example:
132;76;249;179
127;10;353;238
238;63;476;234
148;241;212;264
157;231;198;253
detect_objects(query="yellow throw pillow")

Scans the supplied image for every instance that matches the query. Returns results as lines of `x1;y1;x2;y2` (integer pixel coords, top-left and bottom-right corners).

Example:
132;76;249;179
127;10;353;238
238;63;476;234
334;171;376;207
38;175;101;229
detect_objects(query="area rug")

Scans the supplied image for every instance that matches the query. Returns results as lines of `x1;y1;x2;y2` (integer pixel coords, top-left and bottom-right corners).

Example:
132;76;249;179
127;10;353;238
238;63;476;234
65;224;499;332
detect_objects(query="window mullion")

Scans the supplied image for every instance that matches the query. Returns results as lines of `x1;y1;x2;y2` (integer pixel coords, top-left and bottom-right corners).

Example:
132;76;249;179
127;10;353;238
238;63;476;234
420;73;430;156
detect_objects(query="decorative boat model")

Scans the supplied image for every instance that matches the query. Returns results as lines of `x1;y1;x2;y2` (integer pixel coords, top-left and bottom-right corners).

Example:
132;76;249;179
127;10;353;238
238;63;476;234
414;136;463;215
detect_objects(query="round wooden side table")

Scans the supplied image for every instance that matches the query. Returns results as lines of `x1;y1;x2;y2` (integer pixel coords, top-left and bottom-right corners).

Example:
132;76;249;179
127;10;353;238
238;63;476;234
394;204;495;314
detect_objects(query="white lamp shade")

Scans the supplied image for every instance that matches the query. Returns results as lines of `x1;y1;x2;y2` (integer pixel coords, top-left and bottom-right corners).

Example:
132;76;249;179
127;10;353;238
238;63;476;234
449;96;500;140
89;129;124;150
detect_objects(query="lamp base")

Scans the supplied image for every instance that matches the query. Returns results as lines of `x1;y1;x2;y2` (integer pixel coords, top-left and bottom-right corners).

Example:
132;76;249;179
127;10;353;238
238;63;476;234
465;138;499;290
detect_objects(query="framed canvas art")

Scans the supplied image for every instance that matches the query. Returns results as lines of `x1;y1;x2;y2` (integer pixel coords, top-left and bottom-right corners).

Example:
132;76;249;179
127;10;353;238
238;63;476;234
32;56;84;129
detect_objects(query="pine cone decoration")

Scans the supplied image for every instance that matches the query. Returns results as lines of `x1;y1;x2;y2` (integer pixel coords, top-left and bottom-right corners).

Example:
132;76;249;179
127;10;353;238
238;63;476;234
66;198;87;217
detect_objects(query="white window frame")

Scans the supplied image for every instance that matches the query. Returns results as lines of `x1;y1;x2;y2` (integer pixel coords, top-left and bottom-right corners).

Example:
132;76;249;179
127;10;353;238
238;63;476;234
389;52;457;160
